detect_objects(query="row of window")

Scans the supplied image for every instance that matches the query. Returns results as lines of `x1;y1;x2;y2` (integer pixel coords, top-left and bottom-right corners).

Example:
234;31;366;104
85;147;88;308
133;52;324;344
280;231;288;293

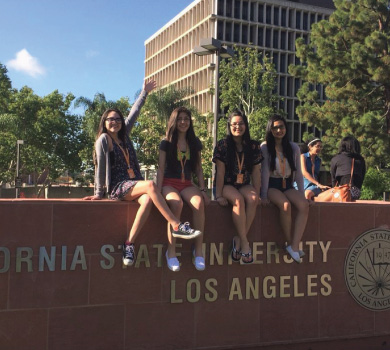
217;0;330;29
217;20;309;49
145;0;213;57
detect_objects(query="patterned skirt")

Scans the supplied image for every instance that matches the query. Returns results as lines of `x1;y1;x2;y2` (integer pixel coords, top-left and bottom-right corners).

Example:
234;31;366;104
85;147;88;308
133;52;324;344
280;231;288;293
110;180;138;200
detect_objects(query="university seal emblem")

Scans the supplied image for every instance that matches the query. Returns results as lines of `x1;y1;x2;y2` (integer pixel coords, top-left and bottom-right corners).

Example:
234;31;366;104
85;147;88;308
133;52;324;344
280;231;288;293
344;228;390;311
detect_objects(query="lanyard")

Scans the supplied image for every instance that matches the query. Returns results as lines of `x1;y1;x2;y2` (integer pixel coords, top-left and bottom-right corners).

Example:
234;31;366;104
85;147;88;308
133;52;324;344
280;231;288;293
235;151;245;184
276;151;287;188
112;139;136;179
178;144;189;183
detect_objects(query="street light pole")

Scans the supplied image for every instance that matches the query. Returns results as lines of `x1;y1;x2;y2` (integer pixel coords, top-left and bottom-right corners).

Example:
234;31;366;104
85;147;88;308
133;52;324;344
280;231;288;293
16;140;24;198
193;38;234;199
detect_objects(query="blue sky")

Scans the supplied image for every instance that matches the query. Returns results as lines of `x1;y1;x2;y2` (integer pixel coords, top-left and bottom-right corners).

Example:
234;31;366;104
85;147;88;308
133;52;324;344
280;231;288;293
0;0;193;111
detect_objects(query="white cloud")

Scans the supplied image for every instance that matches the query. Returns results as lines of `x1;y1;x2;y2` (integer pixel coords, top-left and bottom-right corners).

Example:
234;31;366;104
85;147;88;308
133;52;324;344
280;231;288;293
86;50;99;58
7;49;46;78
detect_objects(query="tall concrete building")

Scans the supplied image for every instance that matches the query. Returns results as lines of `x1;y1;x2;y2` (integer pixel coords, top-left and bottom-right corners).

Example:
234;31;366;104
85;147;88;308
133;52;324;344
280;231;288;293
144;0;334;143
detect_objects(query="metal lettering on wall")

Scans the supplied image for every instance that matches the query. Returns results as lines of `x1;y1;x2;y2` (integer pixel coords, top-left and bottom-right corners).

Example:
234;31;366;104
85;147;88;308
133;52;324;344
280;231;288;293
344;228;390;311
0;241;333;302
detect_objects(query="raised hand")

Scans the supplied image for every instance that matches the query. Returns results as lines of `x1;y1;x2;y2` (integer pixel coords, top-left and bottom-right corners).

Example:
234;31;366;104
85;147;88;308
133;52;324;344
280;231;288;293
143;79;157;93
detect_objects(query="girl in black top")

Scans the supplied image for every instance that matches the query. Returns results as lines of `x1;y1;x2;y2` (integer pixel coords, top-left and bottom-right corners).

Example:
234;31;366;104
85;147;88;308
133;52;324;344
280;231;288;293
330;136;366;200
213;110;262;264
157;107;210;272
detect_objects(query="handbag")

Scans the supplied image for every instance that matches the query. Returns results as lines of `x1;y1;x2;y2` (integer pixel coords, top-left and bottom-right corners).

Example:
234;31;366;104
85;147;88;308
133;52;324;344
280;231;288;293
315;158;355;203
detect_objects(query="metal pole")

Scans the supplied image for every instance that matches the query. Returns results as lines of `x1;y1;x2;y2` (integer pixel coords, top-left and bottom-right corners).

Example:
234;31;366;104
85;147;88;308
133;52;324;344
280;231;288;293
16;142;20;198
211;50;220;200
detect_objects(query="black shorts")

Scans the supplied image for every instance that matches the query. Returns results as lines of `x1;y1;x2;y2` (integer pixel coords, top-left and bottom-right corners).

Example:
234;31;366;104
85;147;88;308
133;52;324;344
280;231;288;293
268;177;293;193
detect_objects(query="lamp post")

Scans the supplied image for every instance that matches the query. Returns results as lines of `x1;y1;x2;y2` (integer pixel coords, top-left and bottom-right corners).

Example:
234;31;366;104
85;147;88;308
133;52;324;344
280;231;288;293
16;140;24;198
193;38;234;198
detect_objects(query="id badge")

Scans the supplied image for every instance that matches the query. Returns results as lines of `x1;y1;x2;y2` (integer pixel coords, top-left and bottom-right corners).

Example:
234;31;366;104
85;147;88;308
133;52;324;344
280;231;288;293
236;174;244;184
128;168;135;179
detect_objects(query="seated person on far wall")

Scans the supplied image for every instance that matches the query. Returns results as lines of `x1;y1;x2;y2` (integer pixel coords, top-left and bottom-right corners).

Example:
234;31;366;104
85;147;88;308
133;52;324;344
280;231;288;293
330;136;366;200
296;138;330;200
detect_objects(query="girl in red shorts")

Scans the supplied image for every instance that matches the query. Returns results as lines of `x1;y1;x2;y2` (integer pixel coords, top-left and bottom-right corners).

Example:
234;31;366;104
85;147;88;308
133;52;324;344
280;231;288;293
157;107;210;272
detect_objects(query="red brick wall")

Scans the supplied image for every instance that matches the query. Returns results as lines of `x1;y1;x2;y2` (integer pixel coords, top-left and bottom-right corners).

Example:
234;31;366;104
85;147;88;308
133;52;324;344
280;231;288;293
0;199;389;350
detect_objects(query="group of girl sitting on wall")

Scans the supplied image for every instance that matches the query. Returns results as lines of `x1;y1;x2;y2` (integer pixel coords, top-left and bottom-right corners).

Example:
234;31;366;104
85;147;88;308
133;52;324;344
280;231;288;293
83;80;365;270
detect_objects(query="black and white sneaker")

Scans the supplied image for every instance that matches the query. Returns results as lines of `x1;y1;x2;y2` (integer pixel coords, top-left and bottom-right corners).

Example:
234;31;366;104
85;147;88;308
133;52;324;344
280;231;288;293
122;243;136;266
172;222;202;240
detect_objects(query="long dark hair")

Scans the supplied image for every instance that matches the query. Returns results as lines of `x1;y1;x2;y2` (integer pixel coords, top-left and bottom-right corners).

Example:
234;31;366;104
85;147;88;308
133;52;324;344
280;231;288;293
94;108;126;164
338;136;361;156
165;107;199;172
265;115;296;172
225;109;255;173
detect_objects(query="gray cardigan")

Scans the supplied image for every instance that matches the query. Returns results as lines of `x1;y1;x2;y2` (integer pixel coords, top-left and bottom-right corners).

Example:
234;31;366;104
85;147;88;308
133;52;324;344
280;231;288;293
94;90;148;198
260;141;304;199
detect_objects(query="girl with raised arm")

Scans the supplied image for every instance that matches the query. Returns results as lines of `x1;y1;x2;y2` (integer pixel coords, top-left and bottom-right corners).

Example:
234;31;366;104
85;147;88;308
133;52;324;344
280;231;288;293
84;81;201;267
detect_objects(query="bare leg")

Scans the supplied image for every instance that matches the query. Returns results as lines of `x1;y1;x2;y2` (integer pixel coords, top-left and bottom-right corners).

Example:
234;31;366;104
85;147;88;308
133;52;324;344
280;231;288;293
162;186;183;258
284;189;309;251
238;185;259;236
181;186;205;257
305;189;315;200
124;180;181;229
268;188;292;245
127;194;153;243
222;185;248;256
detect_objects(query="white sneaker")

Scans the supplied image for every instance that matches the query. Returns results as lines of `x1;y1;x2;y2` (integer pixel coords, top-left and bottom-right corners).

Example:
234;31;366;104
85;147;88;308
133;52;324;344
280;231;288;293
286;245;301;264
166;251;180;272
192;250;205;271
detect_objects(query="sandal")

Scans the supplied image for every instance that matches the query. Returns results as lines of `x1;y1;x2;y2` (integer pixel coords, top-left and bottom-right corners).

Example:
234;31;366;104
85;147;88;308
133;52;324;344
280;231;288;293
241;249;254;264
231;237;241;262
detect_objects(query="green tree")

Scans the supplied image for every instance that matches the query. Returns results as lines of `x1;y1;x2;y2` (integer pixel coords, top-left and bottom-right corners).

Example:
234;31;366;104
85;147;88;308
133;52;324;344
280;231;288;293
219;46;280;142
361;168;390;200
75;93;131;174
290;0;390;166
145;85;194;121
0;81;83;194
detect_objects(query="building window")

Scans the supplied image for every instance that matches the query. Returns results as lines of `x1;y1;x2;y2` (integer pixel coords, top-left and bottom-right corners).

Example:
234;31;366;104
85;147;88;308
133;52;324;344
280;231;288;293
242;23;248;44
296;11;301;30
279;76;286;95
273;53;279;71
250;2;256;21
226;22;232;42
281;31;286;50
289;9;294;29
234;0;241;19
288;32;295;51
266;5;272;24
218;0;224;16
303;12;308;30
265;28;271;47
258;4;264;23
242;1;248;20
217;21;224;40
281;8;287;27
280;54;286;73
250;25;256;44
234;22;240;42
273;30;279;49
310;13;316;27
258;27;264;46
226;0;232;17
274;7;279;26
